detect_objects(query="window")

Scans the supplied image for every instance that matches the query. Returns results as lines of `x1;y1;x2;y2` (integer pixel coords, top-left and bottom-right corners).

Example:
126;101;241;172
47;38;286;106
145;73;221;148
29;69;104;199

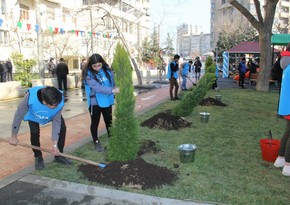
1;0;6;15
222;0;226;4
19;4;29;20
0;30;9;46
73;59;78;69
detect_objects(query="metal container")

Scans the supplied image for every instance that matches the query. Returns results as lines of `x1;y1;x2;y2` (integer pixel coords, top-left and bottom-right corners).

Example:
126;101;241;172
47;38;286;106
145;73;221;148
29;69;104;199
215;94;222;102
200;112;210;123
178;144;197;163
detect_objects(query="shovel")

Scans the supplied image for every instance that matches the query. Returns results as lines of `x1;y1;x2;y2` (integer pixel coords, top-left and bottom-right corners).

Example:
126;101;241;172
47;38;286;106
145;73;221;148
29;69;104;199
0;138;106;168
186;75;197;86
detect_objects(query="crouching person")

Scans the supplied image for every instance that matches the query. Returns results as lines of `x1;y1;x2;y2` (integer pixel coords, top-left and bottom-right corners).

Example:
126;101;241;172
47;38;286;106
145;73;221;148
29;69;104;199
9;86;71;170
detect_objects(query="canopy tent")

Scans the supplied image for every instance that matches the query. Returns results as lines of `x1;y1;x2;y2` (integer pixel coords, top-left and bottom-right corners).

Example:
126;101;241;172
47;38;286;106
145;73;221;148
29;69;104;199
271;34;290;45
226;42;261;54
226;41;279;54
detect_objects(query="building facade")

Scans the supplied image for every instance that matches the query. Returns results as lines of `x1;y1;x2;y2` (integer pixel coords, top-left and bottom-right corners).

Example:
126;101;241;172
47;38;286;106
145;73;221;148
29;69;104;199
176;23;211;59
210;0;290;51
0;0;150;74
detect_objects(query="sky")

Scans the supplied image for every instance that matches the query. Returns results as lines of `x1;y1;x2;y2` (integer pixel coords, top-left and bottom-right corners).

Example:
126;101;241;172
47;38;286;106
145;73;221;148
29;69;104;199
149;0;211;44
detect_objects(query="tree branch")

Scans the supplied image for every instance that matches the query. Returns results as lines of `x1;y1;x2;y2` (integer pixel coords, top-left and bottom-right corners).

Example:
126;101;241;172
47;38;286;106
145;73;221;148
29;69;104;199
253;0;263;24
228;0;261;30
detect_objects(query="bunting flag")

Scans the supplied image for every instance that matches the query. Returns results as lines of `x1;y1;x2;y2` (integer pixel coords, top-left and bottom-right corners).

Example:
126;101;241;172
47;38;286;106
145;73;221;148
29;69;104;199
222;51;229;78
0;18;117;39
17;21;22;29
35;24;39;32
26;23;31;31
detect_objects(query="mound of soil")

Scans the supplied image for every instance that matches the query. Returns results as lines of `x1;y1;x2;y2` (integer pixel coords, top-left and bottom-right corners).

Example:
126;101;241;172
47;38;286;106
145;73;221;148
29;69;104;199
199;97;227;106
78;140;177;190
140;112;191;130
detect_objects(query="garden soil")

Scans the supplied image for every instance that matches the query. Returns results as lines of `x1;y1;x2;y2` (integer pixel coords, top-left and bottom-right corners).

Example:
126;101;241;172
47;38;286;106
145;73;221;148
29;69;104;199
78;99;226;191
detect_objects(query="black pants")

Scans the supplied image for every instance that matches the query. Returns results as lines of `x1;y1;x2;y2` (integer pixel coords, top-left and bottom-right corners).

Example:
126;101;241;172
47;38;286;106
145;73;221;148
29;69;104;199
28;116;66;157
89;105;112;143
279;120;290;162
57;74;68;90
239;73;245;88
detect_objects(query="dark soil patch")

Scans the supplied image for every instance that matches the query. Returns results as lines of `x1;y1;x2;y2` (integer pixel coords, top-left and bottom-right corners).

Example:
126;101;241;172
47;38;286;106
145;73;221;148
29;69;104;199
140;112;191;130
137;139;161;156
199;97;227;106
78;158;177;190
78;139;177;190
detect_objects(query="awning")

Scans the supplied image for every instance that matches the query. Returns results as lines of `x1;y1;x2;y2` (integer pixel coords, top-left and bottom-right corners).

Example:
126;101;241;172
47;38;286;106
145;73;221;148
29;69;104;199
271;34;290;45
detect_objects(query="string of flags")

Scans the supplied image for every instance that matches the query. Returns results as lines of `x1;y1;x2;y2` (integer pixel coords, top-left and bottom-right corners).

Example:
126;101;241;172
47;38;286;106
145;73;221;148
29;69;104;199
0;18;118;39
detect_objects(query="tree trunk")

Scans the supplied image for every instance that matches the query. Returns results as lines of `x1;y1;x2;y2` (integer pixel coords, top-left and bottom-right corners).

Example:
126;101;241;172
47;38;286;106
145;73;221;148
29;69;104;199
256;31;272;92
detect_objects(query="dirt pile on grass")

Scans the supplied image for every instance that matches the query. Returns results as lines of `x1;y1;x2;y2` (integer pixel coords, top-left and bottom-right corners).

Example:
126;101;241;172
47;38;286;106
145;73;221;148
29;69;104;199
78;139;178;190
199;97;227;106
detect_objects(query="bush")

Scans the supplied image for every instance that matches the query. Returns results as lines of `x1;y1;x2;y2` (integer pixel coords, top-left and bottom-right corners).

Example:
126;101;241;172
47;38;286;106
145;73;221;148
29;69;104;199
11;52;37;87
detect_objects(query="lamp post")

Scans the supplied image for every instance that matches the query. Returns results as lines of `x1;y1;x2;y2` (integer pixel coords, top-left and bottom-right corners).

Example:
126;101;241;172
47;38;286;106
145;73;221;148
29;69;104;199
36;0;44;78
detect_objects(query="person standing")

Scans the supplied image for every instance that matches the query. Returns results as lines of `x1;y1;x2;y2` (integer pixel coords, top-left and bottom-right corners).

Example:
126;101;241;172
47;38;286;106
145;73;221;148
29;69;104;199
6;58;13;81
56;58;69;91
47;57;56;77
193;57;202;80
166;54;180;100
181;60;193;91
82;54;119;152
0;61;4;82
9;86;71;170
274;49;290;176
238;57;247;89
1;61;8;82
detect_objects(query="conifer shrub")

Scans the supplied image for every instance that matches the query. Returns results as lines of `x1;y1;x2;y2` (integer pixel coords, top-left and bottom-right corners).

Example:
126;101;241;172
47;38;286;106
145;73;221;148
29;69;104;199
172;57;216;117
107;43;139;162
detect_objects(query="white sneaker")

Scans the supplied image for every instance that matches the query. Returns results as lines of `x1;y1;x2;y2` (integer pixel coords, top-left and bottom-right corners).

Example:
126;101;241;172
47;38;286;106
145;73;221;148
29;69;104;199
274;157;285;168
282;165;290;176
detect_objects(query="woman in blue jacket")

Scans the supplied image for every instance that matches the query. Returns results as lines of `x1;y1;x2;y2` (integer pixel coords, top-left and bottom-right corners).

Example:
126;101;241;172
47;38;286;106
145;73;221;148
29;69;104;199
82;54;119;152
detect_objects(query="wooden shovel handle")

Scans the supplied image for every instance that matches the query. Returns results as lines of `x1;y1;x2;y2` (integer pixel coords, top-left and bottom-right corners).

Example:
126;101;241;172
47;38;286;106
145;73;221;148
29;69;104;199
0;138;106;168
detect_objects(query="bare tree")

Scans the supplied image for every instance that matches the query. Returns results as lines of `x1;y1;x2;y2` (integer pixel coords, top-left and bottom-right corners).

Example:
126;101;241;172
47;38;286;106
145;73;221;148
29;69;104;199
229;0;279;92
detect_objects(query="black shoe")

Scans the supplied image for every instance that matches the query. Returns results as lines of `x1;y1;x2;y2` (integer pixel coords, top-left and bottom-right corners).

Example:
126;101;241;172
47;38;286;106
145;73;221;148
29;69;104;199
35;156;45;170
174;97;181;100
54;156;72;165
94;141;104;152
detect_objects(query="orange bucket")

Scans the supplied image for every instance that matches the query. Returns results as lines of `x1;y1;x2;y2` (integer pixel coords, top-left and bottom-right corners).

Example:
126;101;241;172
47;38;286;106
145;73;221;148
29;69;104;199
259;139;280;162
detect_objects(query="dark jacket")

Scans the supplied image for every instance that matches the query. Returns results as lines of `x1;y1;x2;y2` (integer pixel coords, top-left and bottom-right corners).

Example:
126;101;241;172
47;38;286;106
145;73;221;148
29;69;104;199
56;62;69;76
194;60;202;72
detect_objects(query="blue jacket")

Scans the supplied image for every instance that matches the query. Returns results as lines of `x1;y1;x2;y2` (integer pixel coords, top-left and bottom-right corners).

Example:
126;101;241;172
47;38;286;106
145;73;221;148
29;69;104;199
182;62;191;76
279;64;290;116
84;69;115;108
166;61;179;79
23;86;64;124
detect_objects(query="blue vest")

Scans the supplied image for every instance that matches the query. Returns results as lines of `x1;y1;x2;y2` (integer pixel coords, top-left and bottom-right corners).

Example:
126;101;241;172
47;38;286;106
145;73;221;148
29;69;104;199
166;61;178;79
84;69;115;108
279;65;290;116
24;86;64;124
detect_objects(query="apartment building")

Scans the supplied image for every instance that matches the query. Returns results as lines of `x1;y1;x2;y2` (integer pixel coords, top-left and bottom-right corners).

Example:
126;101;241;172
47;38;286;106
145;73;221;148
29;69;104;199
210;0;290;51
0;0;150;74
176;23;211;59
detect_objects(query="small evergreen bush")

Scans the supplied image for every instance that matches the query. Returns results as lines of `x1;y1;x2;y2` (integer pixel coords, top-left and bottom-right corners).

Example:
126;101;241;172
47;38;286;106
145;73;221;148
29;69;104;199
108;43;139;162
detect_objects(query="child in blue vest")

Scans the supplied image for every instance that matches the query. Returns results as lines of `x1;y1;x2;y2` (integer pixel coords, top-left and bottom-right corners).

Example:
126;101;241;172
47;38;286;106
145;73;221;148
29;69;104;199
9;86;71;170
82;54;120;152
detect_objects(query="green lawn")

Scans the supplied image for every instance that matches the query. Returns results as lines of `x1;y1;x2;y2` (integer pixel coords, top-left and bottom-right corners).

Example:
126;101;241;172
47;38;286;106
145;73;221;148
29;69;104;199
35;88;290;205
